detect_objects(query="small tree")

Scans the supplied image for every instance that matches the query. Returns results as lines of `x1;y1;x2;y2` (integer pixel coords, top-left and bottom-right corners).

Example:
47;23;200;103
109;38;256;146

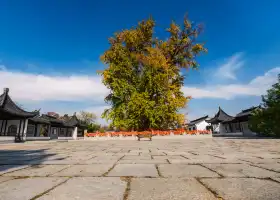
249;74;280;137
77;111;97;125
87;123;101;132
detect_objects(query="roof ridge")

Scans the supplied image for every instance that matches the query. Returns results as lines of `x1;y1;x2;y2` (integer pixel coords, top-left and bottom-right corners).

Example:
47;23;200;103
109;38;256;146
190;115;208;123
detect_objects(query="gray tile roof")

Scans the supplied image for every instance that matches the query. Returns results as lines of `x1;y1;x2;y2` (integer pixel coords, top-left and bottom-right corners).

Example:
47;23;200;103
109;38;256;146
206;107;234;124
188;115;208;126
0;88;38;118
235;106;258;118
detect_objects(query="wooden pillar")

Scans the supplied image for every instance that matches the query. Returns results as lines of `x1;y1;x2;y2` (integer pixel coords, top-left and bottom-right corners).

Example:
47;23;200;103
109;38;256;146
0;120;4;135
4;120;8;136
48;125;51;137
34;124;38;137
21;119;25;141
15;120;22;142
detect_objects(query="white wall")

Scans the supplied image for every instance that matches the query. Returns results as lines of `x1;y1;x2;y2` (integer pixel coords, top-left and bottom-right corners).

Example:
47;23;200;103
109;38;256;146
196;120;211;131
188;120;210;131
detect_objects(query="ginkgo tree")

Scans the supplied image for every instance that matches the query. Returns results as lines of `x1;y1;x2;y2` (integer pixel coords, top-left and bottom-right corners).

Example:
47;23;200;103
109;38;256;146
100;15;206;131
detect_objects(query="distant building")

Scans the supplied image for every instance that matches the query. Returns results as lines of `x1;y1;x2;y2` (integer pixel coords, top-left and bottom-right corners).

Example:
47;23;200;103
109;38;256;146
47;112;59;118
231;107;258;136
206;107;234;134
187;115;210;131
207;107;257;136
0;88;38;142
0;88;87;142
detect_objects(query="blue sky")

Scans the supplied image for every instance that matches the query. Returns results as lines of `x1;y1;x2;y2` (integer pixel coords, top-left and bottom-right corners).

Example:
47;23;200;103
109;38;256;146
0;0;280;123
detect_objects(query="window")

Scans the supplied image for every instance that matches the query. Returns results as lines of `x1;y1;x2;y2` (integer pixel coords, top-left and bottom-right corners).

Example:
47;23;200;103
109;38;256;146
235;123;240;131
67;128;73;137
60;128;66;136
27;125;35;137
8;125;17;136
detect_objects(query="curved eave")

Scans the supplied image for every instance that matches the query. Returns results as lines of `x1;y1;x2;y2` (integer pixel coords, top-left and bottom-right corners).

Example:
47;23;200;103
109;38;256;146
0;93;38;118
0;108;38;119
29;118;51;125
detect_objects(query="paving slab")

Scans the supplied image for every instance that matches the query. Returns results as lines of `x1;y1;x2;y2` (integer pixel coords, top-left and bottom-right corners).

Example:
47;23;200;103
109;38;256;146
82;159;119;164
0;165;29;175
202;163;280;178
3;165;70;177
168;158;238;164
200;178;280;200
37;177;126;200
118;159;168;164
107;164;158;177
51;164;113;176
0;176;14;183
240;157;278;164
122;155;152;160
128;178;216;200
158;164;220;178
152;155;187;160
253;163;280;172
0;177;67;200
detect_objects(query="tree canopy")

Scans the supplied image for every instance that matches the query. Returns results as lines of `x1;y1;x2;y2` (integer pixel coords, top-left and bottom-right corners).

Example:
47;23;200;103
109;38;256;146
249;74;280;137
100;16;206;131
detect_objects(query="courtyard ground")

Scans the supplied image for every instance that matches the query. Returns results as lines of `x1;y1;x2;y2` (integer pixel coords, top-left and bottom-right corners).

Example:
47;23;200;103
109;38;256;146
0;137;280;200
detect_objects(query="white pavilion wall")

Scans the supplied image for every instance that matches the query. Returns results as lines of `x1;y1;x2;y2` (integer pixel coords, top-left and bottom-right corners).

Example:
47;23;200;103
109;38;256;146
196;120;210;131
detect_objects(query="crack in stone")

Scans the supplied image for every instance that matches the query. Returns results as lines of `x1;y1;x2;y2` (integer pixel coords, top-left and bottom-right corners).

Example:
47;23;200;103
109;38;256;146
249;163;280;173
29;177;71;200
121;177;131;200
155;164;162;177
102;155;125;176
199;164;225;178
195;178;224;200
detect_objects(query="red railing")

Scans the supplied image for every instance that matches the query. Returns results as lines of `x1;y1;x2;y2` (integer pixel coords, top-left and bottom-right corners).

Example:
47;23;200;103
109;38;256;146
85;129;211;137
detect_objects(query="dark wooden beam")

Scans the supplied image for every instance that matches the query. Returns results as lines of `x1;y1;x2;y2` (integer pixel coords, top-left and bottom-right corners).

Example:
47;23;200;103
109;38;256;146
34;124;38;137
4;120;8;136
0;120;4;135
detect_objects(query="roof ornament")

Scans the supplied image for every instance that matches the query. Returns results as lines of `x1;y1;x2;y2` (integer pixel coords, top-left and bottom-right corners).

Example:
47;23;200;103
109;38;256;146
3;88;9;94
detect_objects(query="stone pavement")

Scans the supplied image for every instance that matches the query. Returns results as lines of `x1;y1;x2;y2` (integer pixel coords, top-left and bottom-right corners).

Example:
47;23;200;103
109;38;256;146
0;138;280;200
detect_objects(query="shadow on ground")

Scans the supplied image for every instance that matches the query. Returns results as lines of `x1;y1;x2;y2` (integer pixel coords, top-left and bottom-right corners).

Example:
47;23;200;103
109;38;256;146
0;148;58;174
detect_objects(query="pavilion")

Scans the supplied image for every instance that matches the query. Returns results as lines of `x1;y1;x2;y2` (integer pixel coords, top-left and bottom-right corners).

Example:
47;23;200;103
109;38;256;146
0;88;38;142
65;114;87;138
230;107;258;136
206;107;235;134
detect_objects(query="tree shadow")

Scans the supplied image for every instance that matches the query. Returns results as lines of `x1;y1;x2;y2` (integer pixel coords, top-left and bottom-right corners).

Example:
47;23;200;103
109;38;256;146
0;148;59;174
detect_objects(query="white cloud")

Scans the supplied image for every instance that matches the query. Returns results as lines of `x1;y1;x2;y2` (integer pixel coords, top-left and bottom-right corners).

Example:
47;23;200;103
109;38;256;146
214;52;244;80
0;68;109;102
1;61;279;111
183;67;280;99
